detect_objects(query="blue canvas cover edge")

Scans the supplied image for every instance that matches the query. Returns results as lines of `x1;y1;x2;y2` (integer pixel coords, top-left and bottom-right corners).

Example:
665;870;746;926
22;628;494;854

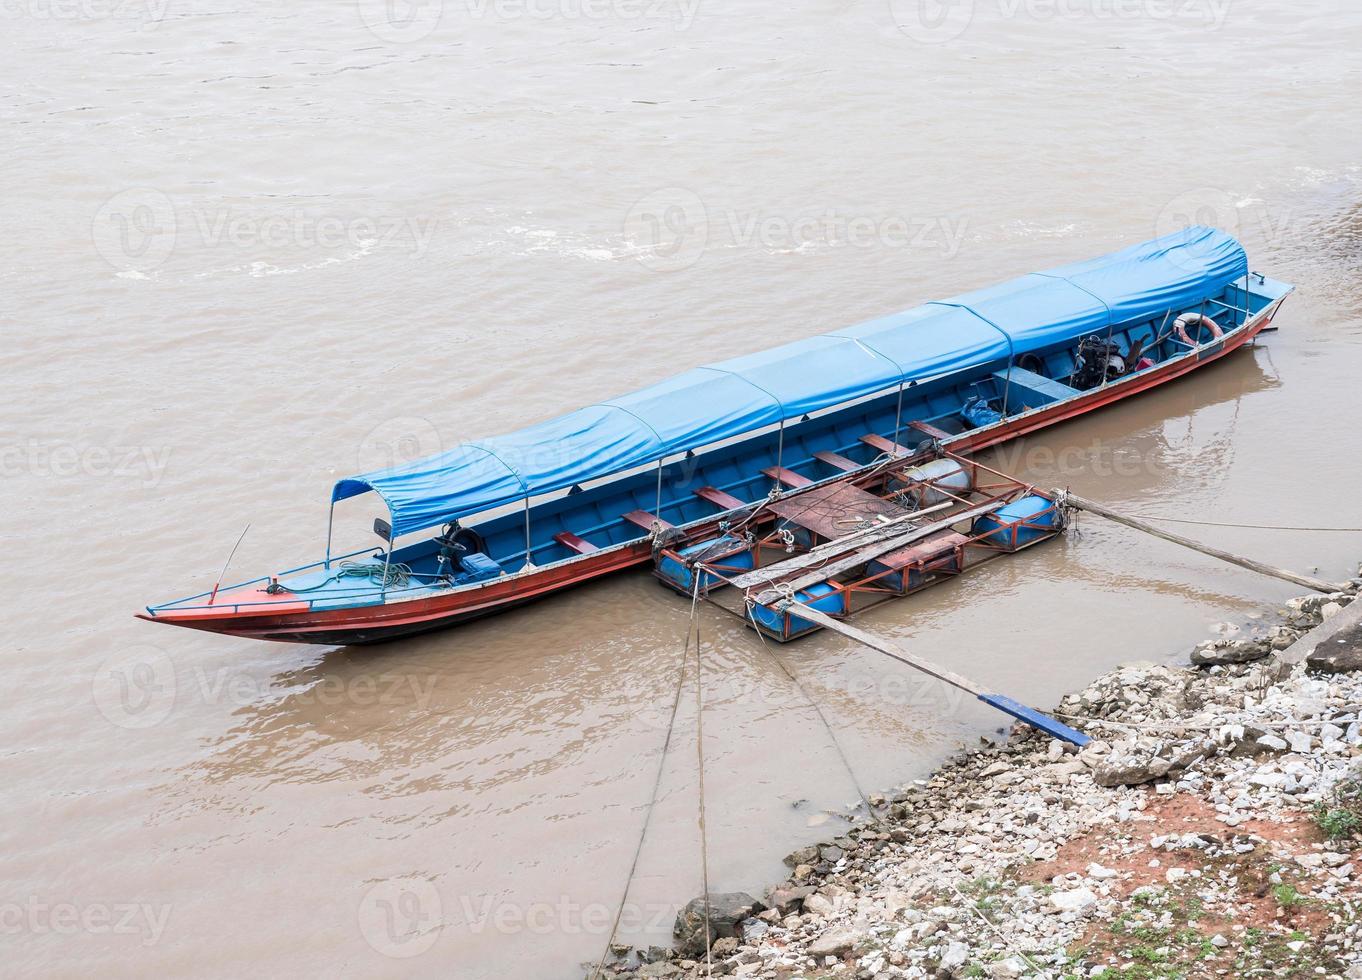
335;226;1248;536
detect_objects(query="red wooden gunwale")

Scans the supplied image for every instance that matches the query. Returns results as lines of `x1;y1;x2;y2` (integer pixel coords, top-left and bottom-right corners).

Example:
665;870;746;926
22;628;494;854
137;299;1284;644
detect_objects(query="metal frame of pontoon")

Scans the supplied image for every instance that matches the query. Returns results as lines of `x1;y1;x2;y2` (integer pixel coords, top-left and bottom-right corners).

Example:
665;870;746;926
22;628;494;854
653;449;1066;640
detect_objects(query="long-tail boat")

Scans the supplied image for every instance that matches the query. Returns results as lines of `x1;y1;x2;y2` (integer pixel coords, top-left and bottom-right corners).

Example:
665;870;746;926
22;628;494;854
140;226;1294;644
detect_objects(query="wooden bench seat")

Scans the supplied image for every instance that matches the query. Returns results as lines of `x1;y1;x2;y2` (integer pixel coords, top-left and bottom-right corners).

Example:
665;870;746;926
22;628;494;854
859;433;909;455
554;531;599;555
694;485;746;510
622;509;674;531
761;466;813;488
906;420;952;441
812;450;860;473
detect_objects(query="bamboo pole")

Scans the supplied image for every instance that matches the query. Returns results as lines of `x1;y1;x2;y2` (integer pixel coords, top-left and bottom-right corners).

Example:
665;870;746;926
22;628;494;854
1057;490;1346;594
779;601;1089;745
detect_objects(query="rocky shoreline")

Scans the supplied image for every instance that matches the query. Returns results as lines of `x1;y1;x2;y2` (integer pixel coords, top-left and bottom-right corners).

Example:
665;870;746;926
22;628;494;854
591;572;1362;979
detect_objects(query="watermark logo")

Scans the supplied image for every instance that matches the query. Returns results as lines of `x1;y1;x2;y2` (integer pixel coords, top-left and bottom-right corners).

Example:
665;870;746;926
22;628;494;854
1155;186;1243;242
0;898;171;947
91;189;440;274
358;878;443;957
1154;186;1297;271
1;442;172;486
888;0;1233;43
5;0;172;26
623;187;709;273
356;416;444;474
92;645;177;730
634;671;969;730
888;0;975;43
94;661;441;730
92;188;177;275
357;0;444;42
458;894;674;935
624;187;968;272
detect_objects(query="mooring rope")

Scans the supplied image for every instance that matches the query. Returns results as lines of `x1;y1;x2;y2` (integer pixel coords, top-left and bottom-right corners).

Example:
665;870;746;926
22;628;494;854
587;578;702;980
943;879;1045;974
692;599;713;979
1125;514;1362;533
739;593;883;826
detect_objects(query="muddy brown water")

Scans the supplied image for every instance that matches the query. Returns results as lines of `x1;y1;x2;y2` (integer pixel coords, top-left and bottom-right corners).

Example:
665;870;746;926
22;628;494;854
5;3;1362;976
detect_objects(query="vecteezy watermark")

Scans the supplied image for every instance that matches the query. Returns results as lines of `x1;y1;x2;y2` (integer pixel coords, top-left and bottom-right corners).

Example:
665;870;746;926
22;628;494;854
1153;186;1298;270
0;898;172;947
633;670;970;732
356;0;702;42
92;645;177;731
887;0;976;43
1;0;171;25
358;878;443;958
355;416;444;475
466;0;701;27
990;437;1168;481
888;0;1233;43
92;188;177;276
356;0;445;42
91;190;440;275
459;894;675;935
622;187;710;273
94;647;441;730
623;187;968;273
1;441;172;486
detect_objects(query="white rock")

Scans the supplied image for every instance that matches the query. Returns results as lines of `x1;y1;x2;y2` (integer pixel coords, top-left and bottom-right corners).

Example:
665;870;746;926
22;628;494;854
1050;887;1098;914
1086;862;1118;880
939;941;968;970
802;893;835;917
1210;933;1229;948
990;957;1026;978
1287;731;1314;753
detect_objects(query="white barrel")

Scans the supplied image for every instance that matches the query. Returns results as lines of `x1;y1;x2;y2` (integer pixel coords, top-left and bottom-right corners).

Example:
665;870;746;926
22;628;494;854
892;458;972;506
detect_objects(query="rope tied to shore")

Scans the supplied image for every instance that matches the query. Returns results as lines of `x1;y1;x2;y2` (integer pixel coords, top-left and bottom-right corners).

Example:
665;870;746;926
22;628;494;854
588;575;705;980
1125;514;1362;533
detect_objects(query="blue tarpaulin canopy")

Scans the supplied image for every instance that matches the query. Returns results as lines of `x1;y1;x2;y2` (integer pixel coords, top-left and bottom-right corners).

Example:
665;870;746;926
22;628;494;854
334;226;1248;535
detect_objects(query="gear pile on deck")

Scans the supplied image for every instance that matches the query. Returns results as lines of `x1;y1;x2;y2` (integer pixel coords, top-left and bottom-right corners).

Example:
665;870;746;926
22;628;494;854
654;437;1063;641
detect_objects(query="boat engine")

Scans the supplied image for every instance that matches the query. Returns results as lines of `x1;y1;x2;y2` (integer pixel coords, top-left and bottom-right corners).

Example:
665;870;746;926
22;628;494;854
435;520;488;579
1072;335;1126;389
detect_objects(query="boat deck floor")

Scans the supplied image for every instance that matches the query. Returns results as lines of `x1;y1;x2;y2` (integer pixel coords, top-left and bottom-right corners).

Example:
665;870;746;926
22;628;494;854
766;481;906;540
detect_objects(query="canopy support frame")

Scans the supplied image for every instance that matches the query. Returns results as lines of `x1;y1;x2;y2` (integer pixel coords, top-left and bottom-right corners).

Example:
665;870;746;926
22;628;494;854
325;501;335;569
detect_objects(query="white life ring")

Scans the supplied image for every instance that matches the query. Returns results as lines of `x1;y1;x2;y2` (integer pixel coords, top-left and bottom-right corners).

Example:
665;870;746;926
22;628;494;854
1173;312;1223;346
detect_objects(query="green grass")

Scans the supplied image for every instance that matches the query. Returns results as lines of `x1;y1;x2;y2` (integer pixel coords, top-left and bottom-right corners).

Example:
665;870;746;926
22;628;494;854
1273;883;1303;909
1314;804;1362;840
1316;764;1362;840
